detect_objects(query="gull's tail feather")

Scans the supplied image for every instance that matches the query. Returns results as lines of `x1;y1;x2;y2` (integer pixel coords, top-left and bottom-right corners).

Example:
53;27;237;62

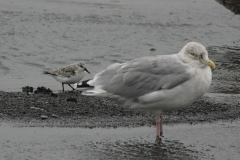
76;79;112;97
81;87;109;97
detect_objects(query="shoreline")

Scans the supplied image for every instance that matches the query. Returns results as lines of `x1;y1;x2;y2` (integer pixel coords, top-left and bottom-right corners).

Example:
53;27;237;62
1;88;239;128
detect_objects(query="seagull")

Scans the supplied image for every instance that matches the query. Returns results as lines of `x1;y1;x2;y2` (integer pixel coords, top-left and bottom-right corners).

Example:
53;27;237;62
43;61;90;92
76;42;215;137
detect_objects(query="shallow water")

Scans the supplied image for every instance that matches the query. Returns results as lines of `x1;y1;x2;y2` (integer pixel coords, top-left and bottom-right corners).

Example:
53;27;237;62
1;121;239;160
0;0;239;92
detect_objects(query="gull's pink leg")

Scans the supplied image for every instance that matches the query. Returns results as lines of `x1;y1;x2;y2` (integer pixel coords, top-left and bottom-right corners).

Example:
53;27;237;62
156;113;161;137
160;113;163;136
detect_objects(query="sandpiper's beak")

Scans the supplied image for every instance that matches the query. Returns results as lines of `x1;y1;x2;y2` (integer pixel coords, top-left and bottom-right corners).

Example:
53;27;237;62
84;68;91;74
202;59;215;69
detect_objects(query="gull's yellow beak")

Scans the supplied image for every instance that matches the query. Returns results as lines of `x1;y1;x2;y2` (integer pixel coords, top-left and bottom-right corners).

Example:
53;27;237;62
202;60;215;69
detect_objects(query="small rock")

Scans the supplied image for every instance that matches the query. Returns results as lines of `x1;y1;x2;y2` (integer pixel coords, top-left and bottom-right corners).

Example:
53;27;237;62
51;114;58;118
22;86;34;95
51;93;58;97
150;48;156;51
67;98;77;103
40;115;48;120
34;86;53;94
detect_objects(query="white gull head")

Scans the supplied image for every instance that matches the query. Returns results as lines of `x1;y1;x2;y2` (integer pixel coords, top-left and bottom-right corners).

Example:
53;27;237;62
178;42;215;69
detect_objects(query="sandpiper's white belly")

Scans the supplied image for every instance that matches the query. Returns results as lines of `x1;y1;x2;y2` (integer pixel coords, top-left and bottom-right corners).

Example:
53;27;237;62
54;71;85;84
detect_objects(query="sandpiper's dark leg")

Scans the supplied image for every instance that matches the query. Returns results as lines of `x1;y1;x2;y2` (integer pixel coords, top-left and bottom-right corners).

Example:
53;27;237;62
68;84;75;90
62;83;64;92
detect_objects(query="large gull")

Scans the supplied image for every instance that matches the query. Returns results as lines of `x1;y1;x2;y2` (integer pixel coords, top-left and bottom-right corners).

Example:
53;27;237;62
76;42;215;137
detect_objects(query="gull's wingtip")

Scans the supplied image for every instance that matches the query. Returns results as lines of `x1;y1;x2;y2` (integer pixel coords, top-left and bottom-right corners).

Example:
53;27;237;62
75;79;93;89
73;82;80;89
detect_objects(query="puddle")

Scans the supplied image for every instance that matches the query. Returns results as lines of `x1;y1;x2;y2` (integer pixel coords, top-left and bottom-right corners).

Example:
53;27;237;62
1;121;239;159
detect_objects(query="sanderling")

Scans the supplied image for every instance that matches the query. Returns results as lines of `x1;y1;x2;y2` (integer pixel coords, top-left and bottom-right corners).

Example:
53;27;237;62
75;42;215;137
44;61;90;92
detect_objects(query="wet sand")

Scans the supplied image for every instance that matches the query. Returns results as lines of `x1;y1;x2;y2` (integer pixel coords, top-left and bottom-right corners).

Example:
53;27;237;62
0;90;240;128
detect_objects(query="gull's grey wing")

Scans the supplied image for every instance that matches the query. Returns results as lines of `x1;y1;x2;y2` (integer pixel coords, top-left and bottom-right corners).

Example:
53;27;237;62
92;55;193;99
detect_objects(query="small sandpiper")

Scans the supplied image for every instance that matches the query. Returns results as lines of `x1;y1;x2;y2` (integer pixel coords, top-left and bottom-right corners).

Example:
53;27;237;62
44;61;90;92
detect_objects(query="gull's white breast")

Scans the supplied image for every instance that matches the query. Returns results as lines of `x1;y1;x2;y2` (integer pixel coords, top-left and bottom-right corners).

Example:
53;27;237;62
130;66;212;112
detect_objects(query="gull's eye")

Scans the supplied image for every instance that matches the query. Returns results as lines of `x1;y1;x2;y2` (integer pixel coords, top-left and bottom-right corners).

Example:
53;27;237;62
200;54;203;59
191;53;194;56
